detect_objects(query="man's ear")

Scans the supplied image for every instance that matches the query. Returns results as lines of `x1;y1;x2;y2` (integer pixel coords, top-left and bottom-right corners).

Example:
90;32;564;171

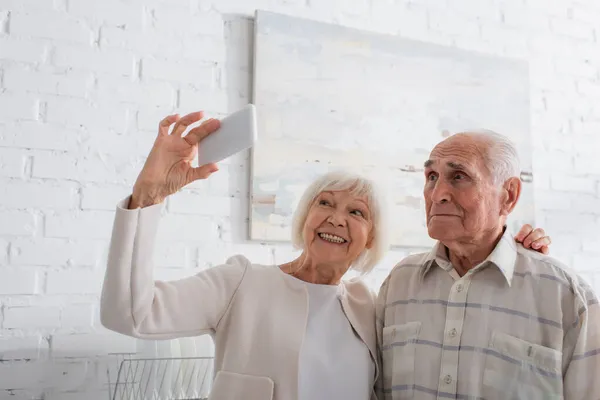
501;177;521;215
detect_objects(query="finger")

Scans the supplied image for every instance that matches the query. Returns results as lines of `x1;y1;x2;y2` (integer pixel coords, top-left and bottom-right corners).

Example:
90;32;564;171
531;236;551;250
158;114;180;136
523;228;545;249
184;118;220;146
514;224;533;242
189;163;219;182
541;246;549;255
172;111;204;137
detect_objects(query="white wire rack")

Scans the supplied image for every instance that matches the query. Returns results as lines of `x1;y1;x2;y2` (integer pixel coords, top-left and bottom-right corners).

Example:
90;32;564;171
106;355;214;400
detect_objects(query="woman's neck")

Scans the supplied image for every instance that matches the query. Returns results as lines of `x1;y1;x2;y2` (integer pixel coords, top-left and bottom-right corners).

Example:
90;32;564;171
280;254;349;285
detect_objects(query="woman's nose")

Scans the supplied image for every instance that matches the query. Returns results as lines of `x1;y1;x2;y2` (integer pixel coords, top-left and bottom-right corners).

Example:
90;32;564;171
327;211;346;227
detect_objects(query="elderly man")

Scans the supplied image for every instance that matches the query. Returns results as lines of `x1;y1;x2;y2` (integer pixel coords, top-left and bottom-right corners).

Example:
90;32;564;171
376;131;600;399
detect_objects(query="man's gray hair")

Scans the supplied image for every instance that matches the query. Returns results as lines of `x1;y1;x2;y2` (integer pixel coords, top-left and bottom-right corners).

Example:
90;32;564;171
290;170;390;275
461;129;521;185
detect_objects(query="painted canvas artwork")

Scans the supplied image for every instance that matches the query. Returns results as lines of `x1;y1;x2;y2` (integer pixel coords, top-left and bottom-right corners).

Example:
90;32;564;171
250;10;533;248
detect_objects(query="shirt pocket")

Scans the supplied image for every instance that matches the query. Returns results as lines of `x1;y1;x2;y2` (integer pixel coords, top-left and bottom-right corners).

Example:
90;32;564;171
208;370;274;400
483;331;563;400
381;321;421;399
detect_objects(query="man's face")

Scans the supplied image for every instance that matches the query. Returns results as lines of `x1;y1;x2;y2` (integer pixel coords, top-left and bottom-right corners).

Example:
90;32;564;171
423;134;504;243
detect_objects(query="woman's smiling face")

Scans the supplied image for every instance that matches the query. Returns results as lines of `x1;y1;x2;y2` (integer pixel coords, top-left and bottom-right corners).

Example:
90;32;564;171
302;190;374;267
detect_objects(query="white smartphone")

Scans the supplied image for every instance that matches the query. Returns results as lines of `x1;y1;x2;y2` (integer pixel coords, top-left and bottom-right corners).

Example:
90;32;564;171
197;104;258;165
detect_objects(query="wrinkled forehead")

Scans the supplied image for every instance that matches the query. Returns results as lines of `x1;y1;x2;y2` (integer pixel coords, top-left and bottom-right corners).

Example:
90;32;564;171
426;136;488;171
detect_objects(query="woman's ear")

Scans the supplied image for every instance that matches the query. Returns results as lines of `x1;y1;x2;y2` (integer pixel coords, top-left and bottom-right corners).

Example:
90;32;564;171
366;231;374;249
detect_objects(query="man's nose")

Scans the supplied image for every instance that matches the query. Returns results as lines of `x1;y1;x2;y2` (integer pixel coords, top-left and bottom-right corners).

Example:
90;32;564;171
430;179;451;204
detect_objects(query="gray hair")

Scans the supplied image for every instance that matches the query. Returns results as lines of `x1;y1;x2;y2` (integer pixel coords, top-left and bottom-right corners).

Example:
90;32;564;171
290;170;390;275
459;130;521;185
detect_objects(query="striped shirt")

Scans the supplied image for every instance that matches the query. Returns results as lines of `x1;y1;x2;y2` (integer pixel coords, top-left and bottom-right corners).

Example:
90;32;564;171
375;229;600;400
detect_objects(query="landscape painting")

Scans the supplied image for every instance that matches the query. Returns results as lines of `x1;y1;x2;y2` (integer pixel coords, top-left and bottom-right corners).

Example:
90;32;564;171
250;10;533;248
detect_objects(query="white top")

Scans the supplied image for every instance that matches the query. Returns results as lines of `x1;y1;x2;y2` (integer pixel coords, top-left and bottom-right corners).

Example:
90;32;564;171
281;270;375;400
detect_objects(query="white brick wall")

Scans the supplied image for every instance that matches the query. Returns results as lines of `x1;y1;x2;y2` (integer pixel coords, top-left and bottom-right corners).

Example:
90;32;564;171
0;269;38;295
3;306;61;329
0;210;36;235
45;270;104;295
0;0;599;397
0;37;47;63
0;93;39;121
50;333;136;357
0;336;47;360
0;148;25;177
10;12;94;44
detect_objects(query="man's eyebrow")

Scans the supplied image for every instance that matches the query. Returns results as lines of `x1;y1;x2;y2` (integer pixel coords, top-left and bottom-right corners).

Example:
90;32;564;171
447;161;467;170
424;160;470;170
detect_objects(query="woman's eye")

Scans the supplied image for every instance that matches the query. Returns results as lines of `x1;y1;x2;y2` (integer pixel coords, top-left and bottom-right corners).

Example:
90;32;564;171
351;209;364;217
319;200;330;206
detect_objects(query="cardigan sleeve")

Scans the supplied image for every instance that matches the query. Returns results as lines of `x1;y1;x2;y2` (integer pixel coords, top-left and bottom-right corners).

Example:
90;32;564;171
99;196;248;340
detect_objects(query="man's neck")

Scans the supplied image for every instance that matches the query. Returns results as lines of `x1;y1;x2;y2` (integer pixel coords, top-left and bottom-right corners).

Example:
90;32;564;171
445;226;505;277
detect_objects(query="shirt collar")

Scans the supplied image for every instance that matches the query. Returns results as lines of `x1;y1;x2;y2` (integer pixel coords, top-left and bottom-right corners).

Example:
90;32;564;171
421;228;518;285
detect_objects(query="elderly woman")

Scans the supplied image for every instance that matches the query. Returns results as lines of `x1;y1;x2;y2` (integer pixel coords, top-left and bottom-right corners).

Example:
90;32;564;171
100;111;551;400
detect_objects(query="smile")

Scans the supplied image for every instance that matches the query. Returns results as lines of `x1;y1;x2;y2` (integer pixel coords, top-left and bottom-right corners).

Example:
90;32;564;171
318;233;347;244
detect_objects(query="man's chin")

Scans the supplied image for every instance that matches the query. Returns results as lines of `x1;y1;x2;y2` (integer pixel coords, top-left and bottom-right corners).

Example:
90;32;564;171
427;222;458;241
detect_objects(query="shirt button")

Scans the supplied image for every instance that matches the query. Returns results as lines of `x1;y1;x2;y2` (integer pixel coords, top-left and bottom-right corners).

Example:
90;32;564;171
444;374;453;384
456;284;464;292
449;328;457;338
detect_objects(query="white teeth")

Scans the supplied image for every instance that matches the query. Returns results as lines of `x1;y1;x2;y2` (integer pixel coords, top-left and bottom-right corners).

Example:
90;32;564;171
319;233;345;243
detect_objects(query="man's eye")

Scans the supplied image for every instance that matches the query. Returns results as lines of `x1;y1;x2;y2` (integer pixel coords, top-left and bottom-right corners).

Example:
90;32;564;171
427;173;437;182
454;173;465;180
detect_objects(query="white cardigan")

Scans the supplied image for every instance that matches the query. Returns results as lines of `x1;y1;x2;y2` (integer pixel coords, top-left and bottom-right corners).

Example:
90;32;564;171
100;198;380;400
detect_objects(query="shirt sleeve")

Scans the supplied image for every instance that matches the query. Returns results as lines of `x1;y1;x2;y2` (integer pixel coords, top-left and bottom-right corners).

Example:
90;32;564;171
562;282;600;398
375;274;391;399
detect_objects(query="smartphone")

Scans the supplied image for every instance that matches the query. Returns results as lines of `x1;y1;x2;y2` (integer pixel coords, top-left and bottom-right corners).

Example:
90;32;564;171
197;104;258;165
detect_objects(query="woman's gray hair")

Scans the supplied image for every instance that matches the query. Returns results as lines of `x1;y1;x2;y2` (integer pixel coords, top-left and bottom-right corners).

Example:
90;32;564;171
461;130;521;185
290;170;390;275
